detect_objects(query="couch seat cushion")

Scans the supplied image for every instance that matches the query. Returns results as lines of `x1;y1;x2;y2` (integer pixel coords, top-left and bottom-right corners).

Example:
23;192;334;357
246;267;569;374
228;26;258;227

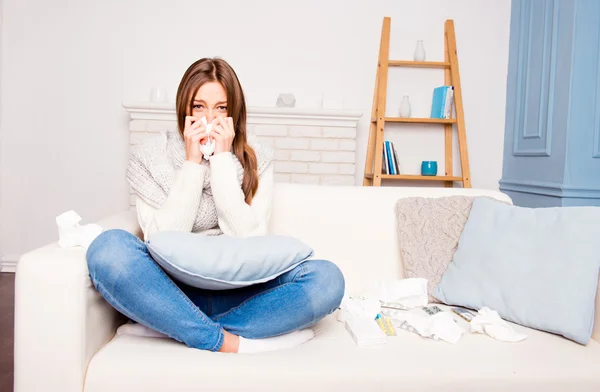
84;307;600;392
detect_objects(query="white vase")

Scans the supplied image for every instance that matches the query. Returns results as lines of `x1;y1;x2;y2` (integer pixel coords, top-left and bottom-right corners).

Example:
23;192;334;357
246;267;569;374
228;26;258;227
400;96;411;117
414;40;426;61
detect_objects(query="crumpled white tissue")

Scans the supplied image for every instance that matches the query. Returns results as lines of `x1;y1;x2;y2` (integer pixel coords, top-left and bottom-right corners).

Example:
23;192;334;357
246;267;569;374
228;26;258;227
337;296;381;323
367;278;428;310
56;210;103;249
470;307;528;342
385;309;464;344
199;116;216;160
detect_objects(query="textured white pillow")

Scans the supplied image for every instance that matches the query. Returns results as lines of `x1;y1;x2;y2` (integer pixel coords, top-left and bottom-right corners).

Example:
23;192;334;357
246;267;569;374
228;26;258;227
395;196;476;303
146;231;314;290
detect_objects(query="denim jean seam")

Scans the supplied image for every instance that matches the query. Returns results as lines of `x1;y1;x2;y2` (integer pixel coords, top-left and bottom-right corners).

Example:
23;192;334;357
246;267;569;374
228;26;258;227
298;262;308;280
209;326;225;352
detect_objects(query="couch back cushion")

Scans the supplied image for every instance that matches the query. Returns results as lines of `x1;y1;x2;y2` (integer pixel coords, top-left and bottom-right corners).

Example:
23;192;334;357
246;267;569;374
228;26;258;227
268;183;512;295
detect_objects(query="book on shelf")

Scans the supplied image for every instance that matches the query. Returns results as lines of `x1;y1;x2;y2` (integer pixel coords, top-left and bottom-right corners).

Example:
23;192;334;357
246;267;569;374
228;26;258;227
392;144;400;174
381;140;400;175
382;143;388;174
430;85;454;119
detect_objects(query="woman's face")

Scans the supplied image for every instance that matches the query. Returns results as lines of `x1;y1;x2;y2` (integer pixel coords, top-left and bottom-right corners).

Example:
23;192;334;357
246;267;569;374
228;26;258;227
191;81;228;123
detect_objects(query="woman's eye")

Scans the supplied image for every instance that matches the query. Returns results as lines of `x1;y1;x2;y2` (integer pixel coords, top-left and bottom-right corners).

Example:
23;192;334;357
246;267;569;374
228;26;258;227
193;104;203;110
217;106;227;111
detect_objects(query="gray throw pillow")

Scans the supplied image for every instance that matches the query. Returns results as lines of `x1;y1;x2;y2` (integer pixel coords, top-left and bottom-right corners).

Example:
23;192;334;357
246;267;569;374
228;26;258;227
146;232;314;290
434;197;600;345
396;196;476;303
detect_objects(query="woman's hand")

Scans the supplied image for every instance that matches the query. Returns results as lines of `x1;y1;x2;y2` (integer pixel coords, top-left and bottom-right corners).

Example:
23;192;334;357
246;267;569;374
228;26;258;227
211;117;235;155
184;116;209;164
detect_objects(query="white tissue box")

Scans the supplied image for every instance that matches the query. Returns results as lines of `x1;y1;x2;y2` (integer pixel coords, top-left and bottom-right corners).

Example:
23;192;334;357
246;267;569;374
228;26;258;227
345;317;386;347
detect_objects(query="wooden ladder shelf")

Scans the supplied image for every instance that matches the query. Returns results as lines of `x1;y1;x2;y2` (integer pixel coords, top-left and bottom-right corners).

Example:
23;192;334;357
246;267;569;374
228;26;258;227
363;17;471;188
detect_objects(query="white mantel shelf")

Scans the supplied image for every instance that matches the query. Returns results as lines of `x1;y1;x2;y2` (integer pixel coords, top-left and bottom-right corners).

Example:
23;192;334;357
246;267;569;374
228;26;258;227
122;102;363;128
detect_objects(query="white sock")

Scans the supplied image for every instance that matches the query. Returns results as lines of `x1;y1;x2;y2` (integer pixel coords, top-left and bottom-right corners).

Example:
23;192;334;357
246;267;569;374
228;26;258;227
116;322;169;339
116;323;315;353
237;329;315;354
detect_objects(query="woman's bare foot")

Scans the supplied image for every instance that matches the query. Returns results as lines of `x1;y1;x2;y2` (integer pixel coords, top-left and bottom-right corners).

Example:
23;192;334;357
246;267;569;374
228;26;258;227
218;330;240;353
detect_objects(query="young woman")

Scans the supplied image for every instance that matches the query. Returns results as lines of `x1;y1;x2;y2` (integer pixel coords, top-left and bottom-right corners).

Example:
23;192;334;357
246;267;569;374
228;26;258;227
85;58;345;354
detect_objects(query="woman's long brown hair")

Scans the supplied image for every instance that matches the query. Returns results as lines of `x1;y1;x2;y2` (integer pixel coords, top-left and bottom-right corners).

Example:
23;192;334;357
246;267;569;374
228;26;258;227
175;58;259;204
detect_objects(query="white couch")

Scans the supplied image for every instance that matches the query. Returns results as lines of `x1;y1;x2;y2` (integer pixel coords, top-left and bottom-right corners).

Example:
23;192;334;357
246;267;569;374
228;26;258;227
14;183;600;391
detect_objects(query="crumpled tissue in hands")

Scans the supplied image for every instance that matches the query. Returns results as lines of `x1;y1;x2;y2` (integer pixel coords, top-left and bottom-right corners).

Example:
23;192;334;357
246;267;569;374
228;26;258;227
56;210;103;249
199;116;216;160
470;307;528;342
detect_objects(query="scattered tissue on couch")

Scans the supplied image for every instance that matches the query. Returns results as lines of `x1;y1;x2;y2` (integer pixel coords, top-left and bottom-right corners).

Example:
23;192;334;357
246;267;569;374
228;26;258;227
434;197;600;345
146;232;314;290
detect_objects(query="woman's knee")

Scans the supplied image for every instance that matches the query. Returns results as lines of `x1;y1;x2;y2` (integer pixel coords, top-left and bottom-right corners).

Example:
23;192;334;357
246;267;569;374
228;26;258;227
303;259;346;314
86;229;141;283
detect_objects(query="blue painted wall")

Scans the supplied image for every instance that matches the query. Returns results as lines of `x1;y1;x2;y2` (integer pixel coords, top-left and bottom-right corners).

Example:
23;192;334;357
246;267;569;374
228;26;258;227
500;0;600;207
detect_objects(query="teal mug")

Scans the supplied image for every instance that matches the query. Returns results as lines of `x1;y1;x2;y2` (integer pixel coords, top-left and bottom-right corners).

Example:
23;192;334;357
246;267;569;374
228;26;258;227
421;161;438;176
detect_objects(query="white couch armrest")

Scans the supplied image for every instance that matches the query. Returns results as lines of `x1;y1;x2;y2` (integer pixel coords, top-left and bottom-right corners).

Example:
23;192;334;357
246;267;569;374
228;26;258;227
14;210;140;392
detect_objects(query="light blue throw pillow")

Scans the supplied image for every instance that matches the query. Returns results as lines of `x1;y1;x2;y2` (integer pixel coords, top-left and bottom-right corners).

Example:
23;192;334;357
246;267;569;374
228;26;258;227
434;197;600;345
146;232;314;290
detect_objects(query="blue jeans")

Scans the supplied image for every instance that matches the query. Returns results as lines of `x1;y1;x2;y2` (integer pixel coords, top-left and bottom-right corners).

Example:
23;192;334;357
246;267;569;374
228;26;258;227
86;229;345;352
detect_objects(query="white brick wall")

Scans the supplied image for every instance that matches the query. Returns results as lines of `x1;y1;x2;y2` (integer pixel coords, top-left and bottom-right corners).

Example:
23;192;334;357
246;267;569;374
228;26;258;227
275;137;310;150
274;161;308;174
310;139;339;151
321;151;355;163
290;150;320;161
322;127;356;138
127;107;359;206
251;124;356;186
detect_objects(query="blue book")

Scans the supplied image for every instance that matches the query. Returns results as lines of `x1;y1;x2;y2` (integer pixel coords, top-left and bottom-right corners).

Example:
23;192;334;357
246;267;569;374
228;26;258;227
388;141;398;174
440;87;448;118
381;141;391;174
385;141;395;174
431;86;449;118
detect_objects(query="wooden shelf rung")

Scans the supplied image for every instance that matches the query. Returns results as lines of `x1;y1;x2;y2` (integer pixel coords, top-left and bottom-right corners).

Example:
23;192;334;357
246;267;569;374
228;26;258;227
388;60;450;68
371;117;457;124
364;174;462;181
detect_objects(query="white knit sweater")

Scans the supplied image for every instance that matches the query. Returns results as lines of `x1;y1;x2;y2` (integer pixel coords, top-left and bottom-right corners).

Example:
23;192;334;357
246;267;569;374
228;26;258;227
135;152;274;241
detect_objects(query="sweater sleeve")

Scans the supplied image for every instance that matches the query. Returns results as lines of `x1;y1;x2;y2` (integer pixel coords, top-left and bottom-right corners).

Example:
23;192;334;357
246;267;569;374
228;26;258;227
135;161;207;241
209;152;273;237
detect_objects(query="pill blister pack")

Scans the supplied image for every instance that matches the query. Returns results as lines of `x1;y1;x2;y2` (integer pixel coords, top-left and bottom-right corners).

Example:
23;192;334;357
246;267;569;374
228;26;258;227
422;305;443;316
397;320;419;335
451;307;476;322
375;314;396;336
